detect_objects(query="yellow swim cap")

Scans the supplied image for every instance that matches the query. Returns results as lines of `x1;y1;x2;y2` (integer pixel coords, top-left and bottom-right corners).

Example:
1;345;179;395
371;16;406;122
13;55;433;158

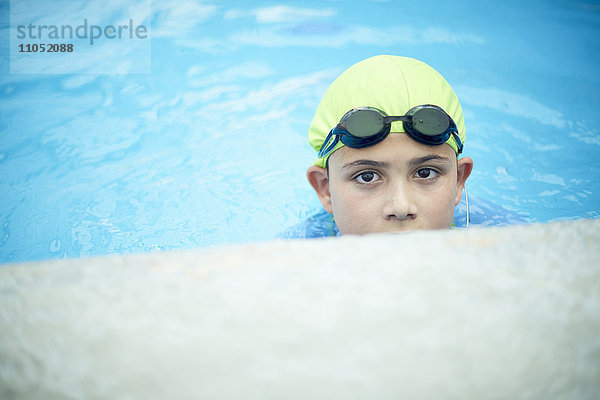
308;55;465;168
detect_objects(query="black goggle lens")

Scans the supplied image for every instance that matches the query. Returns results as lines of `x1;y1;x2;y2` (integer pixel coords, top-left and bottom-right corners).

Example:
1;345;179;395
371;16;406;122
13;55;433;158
342;108;385;138
409;107;450;136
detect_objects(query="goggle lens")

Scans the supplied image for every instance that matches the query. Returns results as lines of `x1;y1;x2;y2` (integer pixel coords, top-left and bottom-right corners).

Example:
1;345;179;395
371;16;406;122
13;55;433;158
410;107;450;136
343;108;385;138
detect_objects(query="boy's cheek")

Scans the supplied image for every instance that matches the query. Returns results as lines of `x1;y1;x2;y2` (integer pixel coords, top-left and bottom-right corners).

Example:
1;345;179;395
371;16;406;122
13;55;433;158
331;191;365;232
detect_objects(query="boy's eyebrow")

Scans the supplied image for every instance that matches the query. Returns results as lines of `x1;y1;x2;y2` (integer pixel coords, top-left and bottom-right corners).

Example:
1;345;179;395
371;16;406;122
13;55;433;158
341;155;451;170
341;160;391;170
408;155;452;168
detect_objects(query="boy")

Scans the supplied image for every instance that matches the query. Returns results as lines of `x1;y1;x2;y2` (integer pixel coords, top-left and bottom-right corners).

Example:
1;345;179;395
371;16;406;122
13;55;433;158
306;55;473;235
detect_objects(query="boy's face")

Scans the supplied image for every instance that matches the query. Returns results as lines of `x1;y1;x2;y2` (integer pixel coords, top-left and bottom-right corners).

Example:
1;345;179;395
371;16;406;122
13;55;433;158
308;133;473;234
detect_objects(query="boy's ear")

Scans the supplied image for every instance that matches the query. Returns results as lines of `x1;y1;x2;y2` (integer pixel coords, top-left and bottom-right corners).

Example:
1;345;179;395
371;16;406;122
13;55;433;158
455;157;474;206
307;166;333;213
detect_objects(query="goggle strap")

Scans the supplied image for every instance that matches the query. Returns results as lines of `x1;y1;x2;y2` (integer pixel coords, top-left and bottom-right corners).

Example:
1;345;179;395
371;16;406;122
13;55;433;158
451;131;463;154
465;184;470;228
318;129;340;159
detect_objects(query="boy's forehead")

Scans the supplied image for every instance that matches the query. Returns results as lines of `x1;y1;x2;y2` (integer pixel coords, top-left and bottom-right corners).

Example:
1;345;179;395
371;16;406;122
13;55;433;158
330;133;456;169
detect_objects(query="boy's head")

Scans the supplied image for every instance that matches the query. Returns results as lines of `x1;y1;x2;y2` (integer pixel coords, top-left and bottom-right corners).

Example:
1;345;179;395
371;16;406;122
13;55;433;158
307;55;473;234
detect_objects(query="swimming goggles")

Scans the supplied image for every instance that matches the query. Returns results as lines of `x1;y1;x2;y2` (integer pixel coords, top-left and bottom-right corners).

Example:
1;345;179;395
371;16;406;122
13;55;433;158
318;104;463;159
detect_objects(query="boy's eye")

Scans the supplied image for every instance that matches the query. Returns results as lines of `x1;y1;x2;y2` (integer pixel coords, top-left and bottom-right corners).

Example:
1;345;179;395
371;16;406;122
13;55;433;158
416;168;438;179
355;171;380;184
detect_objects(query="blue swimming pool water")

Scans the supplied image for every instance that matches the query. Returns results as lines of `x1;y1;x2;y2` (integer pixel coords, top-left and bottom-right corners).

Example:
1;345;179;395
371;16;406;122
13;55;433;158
1;0;599;263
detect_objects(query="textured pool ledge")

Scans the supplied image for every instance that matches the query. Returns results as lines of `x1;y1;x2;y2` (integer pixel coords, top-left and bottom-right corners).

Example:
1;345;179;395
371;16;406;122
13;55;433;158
1;219;599;399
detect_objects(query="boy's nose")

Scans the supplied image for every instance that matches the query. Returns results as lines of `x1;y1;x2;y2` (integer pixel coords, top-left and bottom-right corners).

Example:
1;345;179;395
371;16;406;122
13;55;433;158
382;181;417;221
